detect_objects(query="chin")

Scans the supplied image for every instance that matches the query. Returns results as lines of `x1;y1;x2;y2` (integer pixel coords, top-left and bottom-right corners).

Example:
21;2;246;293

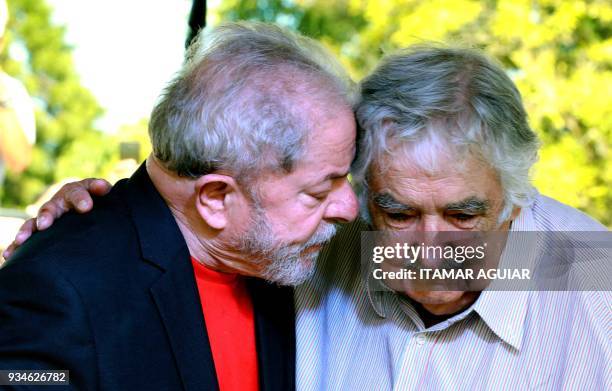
406;290;480;316
406;290;466;305
262;250;320;287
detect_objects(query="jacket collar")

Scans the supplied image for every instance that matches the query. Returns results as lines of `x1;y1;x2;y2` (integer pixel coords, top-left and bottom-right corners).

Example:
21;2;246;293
248;278;296;391
125;163;219;390
125;163;296;390
125;163;188;271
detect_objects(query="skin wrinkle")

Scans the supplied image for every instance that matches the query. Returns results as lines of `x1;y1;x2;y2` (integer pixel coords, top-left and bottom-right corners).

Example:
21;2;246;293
147;100;358;286
368;147;517;315
355;46;540;227
444;197;490;214
146;156;255;275
4;45;545;322
372;193;489;216
257;105;357;235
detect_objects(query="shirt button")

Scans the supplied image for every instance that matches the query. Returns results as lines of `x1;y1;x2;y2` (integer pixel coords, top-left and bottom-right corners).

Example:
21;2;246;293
415;334;427;345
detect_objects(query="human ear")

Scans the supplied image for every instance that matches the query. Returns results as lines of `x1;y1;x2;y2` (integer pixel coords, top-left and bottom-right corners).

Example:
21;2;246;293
194;174;242;230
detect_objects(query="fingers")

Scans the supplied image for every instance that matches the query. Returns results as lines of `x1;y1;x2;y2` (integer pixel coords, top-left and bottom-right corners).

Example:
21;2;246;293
2;178;111;261
35;178;111;230
90;178;112;196
16;218;37;244
2;242;17;260
36;208;55;230
67;178;111;213
2;218;37;260
65;184;94;213
36;192;71;230
34;182;89;230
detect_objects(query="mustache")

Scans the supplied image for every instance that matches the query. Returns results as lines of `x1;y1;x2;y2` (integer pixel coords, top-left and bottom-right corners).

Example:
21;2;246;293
259;222;339;286
300;222;338;250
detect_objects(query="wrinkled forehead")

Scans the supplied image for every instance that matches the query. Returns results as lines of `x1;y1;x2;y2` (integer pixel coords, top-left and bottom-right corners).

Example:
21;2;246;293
364;128;502;204
368;122;482;181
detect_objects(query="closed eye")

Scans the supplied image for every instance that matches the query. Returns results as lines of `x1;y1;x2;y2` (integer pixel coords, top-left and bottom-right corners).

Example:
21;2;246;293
386;212;415;221
449;213;476;221
446;213;484;228
309;193;329;201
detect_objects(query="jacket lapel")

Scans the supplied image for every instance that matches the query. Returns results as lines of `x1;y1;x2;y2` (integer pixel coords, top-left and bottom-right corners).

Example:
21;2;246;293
150;261;219;391
125;164;297;391
248;278;296;391
126;164;219;391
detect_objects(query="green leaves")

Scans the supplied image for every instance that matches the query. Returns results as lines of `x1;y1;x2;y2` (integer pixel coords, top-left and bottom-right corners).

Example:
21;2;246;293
1;0;103;208
2;0;609;227
213;0;612;225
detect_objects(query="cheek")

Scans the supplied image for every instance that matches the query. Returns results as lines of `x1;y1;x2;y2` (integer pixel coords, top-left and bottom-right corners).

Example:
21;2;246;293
475;215;501;231
225;203;256;234
267;206;325;243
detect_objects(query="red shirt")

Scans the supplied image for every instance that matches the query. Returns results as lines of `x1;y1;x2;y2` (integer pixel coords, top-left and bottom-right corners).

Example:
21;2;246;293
191;257;259;391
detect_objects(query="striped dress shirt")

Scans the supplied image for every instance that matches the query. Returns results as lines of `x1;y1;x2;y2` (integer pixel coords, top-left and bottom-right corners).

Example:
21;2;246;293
295;193;611;390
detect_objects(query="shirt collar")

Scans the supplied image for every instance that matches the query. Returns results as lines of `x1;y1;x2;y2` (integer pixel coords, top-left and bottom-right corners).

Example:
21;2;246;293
367;269;390;318
473;290;529;350
475;196;537;350
368;283;530;350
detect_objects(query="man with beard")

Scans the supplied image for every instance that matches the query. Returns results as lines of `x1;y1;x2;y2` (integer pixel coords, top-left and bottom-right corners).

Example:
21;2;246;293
0;21;358;390
5;44;611;390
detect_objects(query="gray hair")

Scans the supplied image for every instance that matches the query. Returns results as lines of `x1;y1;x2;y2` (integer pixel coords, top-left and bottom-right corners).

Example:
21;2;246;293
353;44;540;223
149;21;355;183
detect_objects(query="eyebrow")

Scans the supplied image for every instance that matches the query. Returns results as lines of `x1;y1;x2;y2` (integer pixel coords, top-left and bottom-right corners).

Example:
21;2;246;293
322;146;357;182
371;193;417;212
317;146;355;184
445;197;490;214
310;170;350;187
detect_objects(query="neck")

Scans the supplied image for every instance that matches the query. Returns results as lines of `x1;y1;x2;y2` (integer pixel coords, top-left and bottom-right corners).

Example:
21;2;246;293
413;292;481;328
145;155;263;277
144;156;229;272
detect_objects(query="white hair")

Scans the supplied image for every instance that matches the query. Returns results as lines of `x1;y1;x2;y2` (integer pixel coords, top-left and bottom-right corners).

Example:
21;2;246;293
353;44;540;223
149;21;356;184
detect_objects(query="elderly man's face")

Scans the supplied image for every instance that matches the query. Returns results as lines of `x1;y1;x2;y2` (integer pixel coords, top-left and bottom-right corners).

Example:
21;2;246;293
231;106;359;285
367;143;513;314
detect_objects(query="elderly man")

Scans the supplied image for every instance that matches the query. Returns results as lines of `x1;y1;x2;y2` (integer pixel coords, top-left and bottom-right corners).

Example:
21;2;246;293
294;46;610;390
0;22;358;390
5;45;611;389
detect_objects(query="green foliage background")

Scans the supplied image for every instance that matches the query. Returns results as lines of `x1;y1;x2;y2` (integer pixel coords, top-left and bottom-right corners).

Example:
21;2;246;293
212;0;611;225
1;0;101;205
1;0;610;226
0;0;149;208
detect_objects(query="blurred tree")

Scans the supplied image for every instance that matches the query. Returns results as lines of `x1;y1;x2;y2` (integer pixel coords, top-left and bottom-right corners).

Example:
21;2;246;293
114;118;152;160
211;0;611;225
0;0;105;207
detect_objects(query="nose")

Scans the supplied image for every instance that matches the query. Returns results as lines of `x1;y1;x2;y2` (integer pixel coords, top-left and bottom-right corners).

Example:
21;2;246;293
419;215;450;232
324;179;359;224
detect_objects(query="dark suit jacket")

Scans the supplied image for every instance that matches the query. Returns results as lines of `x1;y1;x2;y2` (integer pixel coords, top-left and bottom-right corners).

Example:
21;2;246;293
0;164;295;391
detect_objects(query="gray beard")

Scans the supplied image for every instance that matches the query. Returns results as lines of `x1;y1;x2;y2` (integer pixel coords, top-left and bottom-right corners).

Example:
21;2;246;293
236;204;337;286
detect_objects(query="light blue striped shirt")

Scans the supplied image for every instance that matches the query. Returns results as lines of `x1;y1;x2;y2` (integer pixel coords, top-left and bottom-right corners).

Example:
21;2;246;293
295;194;611;390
